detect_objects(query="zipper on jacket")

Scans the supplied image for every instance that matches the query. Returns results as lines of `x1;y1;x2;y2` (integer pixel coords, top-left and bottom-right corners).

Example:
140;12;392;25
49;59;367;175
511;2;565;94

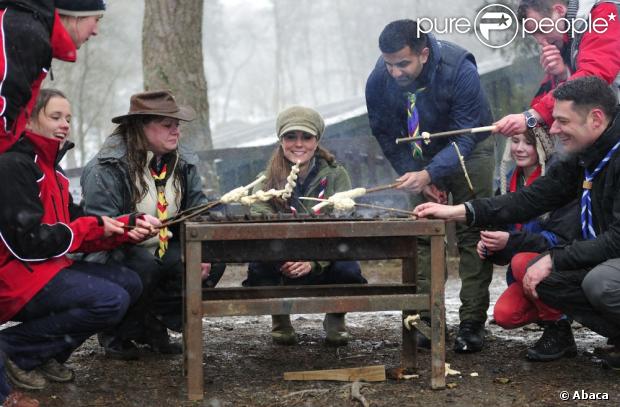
19;260;34;273
51;195;60;221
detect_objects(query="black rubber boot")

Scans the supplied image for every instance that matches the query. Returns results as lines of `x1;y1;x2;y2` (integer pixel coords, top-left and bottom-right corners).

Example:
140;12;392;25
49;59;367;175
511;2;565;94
453;320;485;353
527;320;577;361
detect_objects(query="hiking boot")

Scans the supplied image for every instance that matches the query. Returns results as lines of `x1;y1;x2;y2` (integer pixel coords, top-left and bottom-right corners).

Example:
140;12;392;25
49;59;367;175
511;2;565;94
136;325;183;355
415;317;432;349
323;313;349;347
5;360;46;390
601;348;620;371
454;320;485;353
527;320;577;361
271;315;297;345
102;338;140;361
2;391;40;407
36;359;74;382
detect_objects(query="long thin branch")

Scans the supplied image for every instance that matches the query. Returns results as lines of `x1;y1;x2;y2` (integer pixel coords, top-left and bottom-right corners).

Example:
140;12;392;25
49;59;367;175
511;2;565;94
299;197;416;218
365;181;402;194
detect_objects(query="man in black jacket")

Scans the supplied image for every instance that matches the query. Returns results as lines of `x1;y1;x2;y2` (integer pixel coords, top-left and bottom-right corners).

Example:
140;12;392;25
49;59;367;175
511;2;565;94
414;76;620;369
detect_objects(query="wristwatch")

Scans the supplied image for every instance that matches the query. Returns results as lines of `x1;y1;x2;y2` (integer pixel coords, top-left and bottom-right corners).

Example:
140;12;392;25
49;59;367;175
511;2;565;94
523;110;538;128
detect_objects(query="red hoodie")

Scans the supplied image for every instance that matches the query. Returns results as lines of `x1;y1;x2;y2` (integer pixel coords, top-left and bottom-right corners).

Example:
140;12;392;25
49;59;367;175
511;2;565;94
532;3;620;125
0;2;76;153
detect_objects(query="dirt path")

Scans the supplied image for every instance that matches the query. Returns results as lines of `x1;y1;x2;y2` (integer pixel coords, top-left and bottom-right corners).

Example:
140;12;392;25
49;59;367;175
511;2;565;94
9;263;620;406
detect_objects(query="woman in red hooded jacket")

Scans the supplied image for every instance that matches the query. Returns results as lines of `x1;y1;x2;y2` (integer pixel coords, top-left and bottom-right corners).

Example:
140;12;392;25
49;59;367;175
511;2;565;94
0;89;158;391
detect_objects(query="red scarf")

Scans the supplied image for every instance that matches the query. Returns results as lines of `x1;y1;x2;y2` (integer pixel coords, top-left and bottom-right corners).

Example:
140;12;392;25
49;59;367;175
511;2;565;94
509;165;542;231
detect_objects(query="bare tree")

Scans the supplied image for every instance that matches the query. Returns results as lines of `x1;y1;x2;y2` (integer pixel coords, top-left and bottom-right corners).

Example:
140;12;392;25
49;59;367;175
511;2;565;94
142;0;211;151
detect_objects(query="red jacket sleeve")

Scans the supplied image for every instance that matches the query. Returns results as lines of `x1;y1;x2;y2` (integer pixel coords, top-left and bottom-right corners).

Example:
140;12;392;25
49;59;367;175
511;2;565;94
532;3;620;125
69;214;135;253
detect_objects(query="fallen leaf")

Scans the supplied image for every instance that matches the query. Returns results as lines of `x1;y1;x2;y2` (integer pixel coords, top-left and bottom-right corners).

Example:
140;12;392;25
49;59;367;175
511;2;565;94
470;372;479;377
494;377;511;384
446;383;458;389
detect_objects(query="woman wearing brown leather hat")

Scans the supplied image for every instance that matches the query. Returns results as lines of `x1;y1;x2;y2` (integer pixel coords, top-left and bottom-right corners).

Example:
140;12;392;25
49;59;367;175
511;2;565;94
81;90;225;360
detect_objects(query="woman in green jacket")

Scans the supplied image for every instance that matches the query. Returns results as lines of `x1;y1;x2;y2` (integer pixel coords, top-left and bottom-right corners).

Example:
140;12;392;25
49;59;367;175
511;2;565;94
243;106;367;347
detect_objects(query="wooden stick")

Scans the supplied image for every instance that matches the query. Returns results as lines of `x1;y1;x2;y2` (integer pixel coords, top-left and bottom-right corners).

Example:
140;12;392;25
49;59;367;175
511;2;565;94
395;125;496;144
452;142;475;196
283;365;386;382
364;181;402;194
299;197;416;218
351;381;371;407
159;201;221;228
353;203;417;218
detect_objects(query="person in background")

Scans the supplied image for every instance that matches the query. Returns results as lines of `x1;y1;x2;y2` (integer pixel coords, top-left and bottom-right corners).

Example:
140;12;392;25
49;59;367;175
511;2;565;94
0;89;157;390
365;19;495;352
81;90;225;360
0;0;105;153
481;128;579;361
243;106;367;347
494;0;620;136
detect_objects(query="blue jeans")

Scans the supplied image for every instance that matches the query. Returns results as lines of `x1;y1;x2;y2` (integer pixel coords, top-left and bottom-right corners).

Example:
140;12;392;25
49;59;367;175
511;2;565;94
0;352;9;404
0;261;142;370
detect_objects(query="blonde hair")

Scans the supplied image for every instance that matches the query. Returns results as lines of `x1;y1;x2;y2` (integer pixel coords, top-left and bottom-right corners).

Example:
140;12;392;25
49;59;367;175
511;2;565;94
499;128;553;194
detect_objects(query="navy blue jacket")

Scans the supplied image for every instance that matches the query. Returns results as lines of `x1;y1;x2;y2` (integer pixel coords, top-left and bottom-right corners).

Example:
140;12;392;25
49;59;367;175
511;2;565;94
365;34;493;184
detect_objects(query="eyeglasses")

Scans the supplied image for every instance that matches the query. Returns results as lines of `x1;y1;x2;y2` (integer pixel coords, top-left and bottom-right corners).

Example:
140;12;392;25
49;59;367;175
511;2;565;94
281;132;316;142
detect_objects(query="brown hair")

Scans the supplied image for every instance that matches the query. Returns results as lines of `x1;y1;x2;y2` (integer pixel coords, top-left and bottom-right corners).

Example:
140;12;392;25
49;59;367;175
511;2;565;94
517;0;568;20
111;115;184;210
31;88;68;121
263;144;335;211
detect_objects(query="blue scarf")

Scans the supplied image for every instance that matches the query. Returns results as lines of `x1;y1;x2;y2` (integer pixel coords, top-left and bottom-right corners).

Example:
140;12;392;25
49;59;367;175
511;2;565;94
581;139;620;239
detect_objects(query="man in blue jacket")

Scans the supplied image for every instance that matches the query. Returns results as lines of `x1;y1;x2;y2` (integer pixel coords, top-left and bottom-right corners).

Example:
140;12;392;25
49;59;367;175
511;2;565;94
365;19;495;352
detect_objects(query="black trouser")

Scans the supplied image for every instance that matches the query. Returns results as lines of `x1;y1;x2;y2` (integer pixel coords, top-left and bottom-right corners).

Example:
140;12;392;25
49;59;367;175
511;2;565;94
107;242;225;340
244;261;366;287
537;258;620;341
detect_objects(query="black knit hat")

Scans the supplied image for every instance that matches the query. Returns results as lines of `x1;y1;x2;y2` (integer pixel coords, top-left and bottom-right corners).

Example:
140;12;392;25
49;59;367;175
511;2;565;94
56;0;106;17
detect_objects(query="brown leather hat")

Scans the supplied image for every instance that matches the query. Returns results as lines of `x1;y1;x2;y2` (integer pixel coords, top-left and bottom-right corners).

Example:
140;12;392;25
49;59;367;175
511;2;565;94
111;90;196;124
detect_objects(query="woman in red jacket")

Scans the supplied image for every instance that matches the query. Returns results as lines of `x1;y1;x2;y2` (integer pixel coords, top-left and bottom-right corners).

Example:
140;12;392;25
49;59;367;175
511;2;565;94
0;89;157;391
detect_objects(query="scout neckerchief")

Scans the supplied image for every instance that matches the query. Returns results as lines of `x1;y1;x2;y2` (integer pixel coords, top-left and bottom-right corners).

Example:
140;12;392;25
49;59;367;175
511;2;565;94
581;139;620;239
149;156;173;258
406;88;426;159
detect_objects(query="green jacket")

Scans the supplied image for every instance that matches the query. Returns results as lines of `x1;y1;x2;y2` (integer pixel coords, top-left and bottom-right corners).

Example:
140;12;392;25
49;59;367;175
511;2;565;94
251;155;352;274
251;155;352;215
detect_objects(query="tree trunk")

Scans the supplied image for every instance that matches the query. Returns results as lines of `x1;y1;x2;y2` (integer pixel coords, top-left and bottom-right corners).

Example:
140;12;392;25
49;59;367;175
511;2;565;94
142;0;211;151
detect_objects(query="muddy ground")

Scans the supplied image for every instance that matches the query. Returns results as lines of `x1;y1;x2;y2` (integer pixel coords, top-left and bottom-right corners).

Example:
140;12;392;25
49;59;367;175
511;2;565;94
12;262;620;407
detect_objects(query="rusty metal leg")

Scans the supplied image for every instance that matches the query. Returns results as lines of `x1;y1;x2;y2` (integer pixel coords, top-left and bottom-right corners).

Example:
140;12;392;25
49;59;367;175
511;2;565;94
430;235;446;389
401;241;417;369
185;240;204;400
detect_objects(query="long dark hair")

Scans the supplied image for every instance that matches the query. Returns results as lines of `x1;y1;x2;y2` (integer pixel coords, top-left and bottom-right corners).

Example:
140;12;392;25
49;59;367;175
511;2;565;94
263;144;335;211
111;115;184;210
